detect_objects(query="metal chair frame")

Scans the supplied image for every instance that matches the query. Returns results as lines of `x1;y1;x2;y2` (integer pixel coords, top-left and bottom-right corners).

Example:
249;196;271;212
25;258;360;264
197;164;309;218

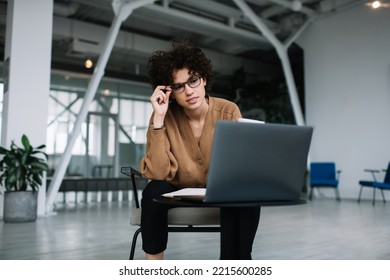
358;166;390;206
121;167;220;260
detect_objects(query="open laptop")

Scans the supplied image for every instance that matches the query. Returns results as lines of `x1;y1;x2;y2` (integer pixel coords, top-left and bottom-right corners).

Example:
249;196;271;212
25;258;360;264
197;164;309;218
164;120;313;204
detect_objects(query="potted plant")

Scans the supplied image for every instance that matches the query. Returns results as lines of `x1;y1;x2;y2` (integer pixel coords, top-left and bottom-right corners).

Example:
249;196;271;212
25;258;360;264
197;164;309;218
0;134;48;223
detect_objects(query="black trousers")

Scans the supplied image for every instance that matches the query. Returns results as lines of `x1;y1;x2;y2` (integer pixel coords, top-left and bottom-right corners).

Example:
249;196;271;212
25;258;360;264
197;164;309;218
141;180;261;259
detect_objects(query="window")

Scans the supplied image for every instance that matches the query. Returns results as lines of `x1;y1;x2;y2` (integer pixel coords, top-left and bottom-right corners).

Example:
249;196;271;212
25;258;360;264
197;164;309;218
46;84;152;176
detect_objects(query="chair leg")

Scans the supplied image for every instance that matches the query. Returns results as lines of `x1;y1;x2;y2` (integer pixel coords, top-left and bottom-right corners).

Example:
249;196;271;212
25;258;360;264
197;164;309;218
372;188;376;206
358;187;363;203
380;189;386;204
335;189;341;201
309;187;314;200
129;228;142;260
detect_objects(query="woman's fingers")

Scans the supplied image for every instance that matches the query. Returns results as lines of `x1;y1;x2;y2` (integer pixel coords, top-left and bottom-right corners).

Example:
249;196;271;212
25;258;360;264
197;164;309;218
154;86;171;105
150;86;172;117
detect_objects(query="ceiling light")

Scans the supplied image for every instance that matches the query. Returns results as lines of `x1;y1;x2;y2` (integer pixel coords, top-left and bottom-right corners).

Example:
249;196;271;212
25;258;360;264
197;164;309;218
366;1;390;9
84;59;93;69
103;89;110;96
372;1;381;8
291;0;302;11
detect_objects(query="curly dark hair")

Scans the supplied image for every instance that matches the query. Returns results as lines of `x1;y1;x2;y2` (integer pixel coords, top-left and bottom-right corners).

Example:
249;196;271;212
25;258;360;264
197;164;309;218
147;39;213;91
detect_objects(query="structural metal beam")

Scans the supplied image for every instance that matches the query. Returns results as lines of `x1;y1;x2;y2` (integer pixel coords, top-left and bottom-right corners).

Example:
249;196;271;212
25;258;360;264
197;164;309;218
45;0;156;213
233;0;309;126
266;0;315;15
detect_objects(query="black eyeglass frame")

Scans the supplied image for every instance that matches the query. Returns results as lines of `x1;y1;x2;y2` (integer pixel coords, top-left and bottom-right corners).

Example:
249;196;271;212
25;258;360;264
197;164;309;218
170;76;202;94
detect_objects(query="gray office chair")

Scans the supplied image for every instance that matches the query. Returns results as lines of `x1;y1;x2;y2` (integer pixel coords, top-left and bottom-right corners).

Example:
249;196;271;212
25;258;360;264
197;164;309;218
121;167;220;260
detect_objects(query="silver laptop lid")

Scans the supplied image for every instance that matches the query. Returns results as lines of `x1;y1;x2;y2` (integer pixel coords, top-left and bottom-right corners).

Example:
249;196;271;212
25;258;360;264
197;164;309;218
204;121;313;203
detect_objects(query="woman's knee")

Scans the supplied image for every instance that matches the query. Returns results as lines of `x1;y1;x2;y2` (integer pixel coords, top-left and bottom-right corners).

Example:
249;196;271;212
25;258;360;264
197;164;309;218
142;180;173;200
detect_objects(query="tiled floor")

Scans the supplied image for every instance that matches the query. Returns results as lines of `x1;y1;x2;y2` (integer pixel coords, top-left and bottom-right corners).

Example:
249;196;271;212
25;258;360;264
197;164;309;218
1;197;389;260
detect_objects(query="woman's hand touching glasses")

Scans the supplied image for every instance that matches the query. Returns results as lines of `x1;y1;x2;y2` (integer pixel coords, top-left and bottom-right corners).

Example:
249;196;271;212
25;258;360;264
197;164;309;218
150;85;172;129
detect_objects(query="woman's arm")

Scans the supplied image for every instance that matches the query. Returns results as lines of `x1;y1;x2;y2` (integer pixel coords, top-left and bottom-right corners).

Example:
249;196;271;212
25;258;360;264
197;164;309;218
139;117;178;181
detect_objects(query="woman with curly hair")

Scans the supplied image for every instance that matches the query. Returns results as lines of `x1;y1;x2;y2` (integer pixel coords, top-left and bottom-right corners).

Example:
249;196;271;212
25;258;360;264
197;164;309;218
140;40;261;260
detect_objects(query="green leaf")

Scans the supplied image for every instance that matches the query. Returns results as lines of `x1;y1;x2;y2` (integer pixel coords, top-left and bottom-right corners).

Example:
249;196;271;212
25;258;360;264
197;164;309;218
30;161;49;171
21;134;30;150
0;146;10;154
0;134;48;191
33;175;42;186
8;173;17;185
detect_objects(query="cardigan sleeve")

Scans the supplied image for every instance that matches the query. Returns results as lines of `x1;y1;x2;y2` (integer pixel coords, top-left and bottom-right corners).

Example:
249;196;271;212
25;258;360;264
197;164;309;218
139;122;178;181
233;104;242;120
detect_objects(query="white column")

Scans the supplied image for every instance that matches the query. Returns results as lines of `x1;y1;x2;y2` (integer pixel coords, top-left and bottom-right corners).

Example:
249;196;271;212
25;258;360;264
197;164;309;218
1;0;53;217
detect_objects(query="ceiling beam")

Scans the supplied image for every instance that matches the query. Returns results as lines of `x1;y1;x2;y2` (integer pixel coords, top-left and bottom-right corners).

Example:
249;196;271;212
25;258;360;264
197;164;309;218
266;0;316;15
172;0;280;31
52;16;276;76
135;3;277;50
68;0;273;49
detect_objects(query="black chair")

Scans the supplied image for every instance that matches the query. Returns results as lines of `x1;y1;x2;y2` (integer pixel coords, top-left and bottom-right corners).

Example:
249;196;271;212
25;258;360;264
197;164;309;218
121;167;220;260
309;162;341;201
358;162;390;205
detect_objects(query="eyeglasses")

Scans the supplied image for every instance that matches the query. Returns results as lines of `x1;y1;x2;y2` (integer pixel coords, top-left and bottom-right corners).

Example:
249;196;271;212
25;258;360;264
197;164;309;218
170;76;201;94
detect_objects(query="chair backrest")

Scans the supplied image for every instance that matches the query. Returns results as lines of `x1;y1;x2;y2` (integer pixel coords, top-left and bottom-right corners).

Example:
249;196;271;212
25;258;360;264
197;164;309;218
310;162;336;181
384;162;390;184
121;166;148;208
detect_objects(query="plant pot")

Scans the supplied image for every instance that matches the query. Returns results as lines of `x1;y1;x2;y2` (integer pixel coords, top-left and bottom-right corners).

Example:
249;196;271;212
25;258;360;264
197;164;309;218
3;191;38;223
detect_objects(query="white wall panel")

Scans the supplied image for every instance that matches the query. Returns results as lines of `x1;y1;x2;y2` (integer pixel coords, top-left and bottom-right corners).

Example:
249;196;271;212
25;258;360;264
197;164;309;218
297;6;390;199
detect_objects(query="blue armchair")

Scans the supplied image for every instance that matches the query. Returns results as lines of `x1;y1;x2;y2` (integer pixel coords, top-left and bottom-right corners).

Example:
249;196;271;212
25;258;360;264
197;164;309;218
358;162;390;205
309;162;341;201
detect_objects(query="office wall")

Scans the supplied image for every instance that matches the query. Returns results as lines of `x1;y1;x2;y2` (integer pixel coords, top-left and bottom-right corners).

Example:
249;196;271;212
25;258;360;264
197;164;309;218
297;6;390;199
